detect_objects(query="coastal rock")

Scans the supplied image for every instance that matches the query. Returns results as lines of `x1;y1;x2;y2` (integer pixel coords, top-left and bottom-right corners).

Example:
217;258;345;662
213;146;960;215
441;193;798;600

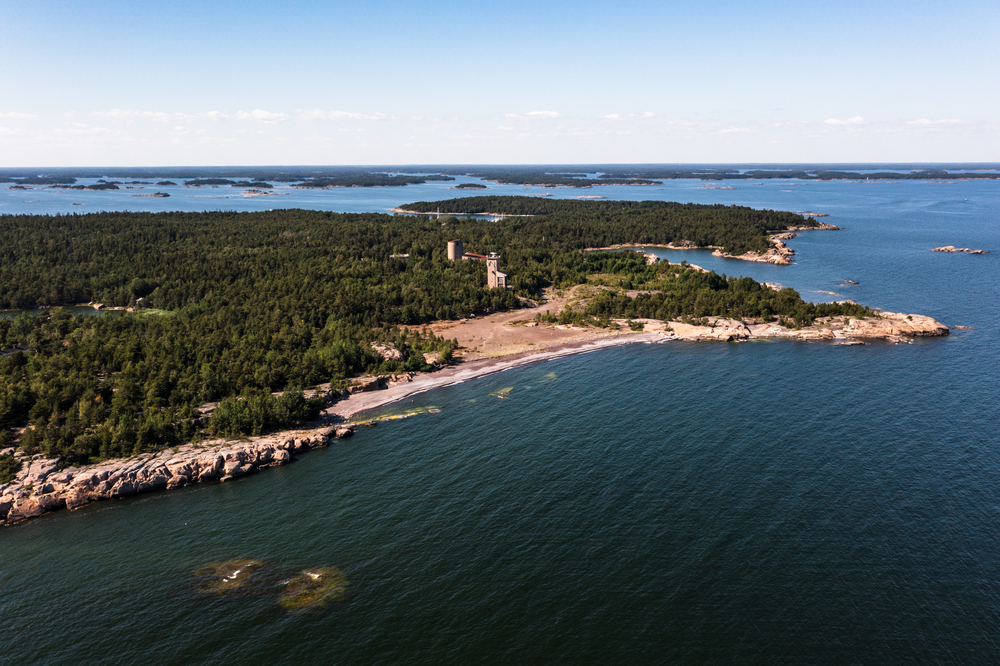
1;424;354;527
7;496;47;522
931;246;988;254
24;458;60;485
111;478;137;498
221;459;254;480
136;471;169;494
0;496;14;521
845;312;949;338
713;239;795;266
197;455;225;481
64;488;91;511
669;318;750;341
36;492;66;512
347;376;385;394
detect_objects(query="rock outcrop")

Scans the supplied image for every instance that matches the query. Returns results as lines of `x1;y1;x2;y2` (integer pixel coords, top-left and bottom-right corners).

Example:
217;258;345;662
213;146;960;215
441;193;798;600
665;312;948;343
931;246;989;254
713;238;796;265
344;373;415;395
1;424;357;528
840;311;950;339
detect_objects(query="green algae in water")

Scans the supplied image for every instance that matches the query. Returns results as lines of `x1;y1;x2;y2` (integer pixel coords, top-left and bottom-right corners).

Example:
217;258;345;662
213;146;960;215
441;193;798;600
358;405;440;423
194;559;268;596
278;567;348;611
490;387;513;399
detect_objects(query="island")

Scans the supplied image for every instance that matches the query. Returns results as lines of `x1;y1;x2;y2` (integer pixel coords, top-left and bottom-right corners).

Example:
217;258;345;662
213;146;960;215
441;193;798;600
0;199;948;527
932;245;989;254
292;174;455;188
453;183;488;189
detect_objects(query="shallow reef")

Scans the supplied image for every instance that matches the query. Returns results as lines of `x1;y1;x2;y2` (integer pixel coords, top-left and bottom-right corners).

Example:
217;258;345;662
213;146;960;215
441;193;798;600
278;567;349;611
193;559;268;596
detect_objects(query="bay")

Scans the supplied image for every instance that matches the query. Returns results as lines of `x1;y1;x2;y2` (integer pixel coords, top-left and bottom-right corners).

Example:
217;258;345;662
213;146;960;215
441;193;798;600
1;174;998;664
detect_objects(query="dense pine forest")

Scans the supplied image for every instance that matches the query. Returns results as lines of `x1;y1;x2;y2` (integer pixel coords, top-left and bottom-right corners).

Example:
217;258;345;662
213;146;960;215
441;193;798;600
399;196;816;255
0;201;869;464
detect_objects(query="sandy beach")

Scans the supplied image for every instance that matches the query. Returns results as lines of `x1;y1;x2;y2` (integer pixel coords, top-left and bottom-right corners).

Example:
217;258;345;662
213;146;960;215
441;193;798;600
328;332;663;420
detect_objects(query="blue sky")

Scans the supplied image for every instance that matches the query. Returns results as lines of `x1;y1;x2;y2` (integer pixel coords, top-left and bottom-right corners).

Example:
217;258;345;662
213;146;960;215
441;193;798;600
1;0;997;166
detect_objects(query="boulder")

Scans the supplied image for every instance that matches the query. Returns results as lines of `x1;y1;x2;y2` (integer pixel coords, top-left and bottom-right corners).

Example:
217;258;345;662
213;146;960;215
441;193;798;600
136;473;169;494
222;459;254;479
196;455;224;481
36;492;65;512
110;479;136;498
0;495;13;521
273;449;291;465
7;497;46;522
64;489;91;511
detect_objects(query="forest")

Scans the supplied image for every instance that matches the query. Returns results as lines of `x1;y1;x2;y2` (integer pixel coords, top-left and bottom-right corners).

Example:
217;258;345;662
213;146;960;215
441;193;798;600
400;196;818;255
0;200;867;463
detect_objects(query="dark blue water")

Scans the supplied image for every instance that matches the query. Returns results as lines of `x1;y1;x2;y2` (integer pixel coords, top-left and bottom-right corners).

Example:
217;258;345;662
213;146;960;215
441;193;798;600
1;178;997;664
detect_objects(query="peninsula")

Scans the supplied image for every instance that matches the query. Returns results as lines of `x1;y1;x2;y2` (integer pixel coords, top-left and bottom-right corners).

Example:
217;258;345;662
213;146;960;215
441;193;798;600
0;200;949;527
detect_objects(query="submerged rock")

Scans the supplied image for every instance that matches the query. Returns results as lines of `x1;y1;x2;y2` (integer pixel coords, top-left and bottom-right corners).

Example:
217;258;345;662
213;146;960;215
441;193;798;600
278;567;348;611
194;559;268;596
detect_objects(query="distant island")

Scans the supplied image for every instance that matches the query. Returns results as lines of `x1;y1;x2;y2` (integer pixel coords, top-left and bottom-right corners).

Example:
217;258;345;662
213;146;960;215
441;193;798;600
50;183;119;191
293;174;455;188
453;183;488;189
2;165;997;192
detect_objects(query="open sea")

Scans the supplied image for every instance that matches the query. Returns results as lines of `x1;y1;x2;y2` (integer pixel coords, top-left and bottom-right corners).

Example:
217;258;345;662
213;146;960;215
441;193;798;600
1;174;998;664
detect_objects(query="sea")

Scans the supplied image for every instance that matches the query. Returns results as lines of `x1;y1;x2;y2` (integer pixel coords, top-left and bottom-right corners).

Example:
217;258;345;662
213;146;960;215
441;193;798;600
1;173;998;664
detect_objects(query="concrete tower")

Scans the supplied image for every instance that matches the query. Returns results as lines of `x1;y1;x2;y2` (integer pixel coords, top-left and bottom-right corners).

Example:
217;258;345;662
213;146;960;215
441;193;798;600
447;239;464;262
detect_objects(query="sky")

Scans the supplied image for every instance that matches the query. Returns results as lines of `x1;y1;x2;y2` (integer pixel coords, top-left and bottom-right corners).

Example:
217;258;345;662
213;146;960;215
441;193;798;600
1;0;997;166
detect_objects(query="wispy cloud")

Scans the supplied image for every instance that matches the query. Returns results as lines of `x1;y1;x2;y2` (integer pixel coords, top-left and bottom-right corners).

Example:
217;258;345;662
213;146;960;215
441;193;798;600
1;112;37;119
92;109;229;123
0;126;30;136
907;118;965;126
506;111;562;121
824;116;866;125
234;109;290;125
603;112;655;121
297;109;389;121
719;126;754;134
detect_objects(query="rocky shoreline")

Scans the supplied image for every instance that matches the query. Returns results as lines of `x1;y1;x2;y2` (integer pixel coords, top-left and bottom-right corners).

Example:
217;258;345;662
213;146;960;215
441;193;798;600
1;423;358;528
712;225;840;265
1;305;950;529
658;310;948;343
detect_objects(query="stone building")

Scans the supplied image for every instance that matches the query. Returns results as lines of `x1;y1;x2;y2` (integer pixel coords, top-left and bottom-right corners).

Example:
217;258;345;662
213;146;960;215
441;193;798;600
447;240;509;289
486;252;507;289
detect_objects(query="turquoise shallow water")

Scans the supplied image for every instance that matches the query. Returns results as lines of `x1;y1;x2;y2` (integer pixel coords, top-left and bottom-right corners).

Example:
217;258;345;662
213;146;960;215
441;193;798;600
1;177;998;664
